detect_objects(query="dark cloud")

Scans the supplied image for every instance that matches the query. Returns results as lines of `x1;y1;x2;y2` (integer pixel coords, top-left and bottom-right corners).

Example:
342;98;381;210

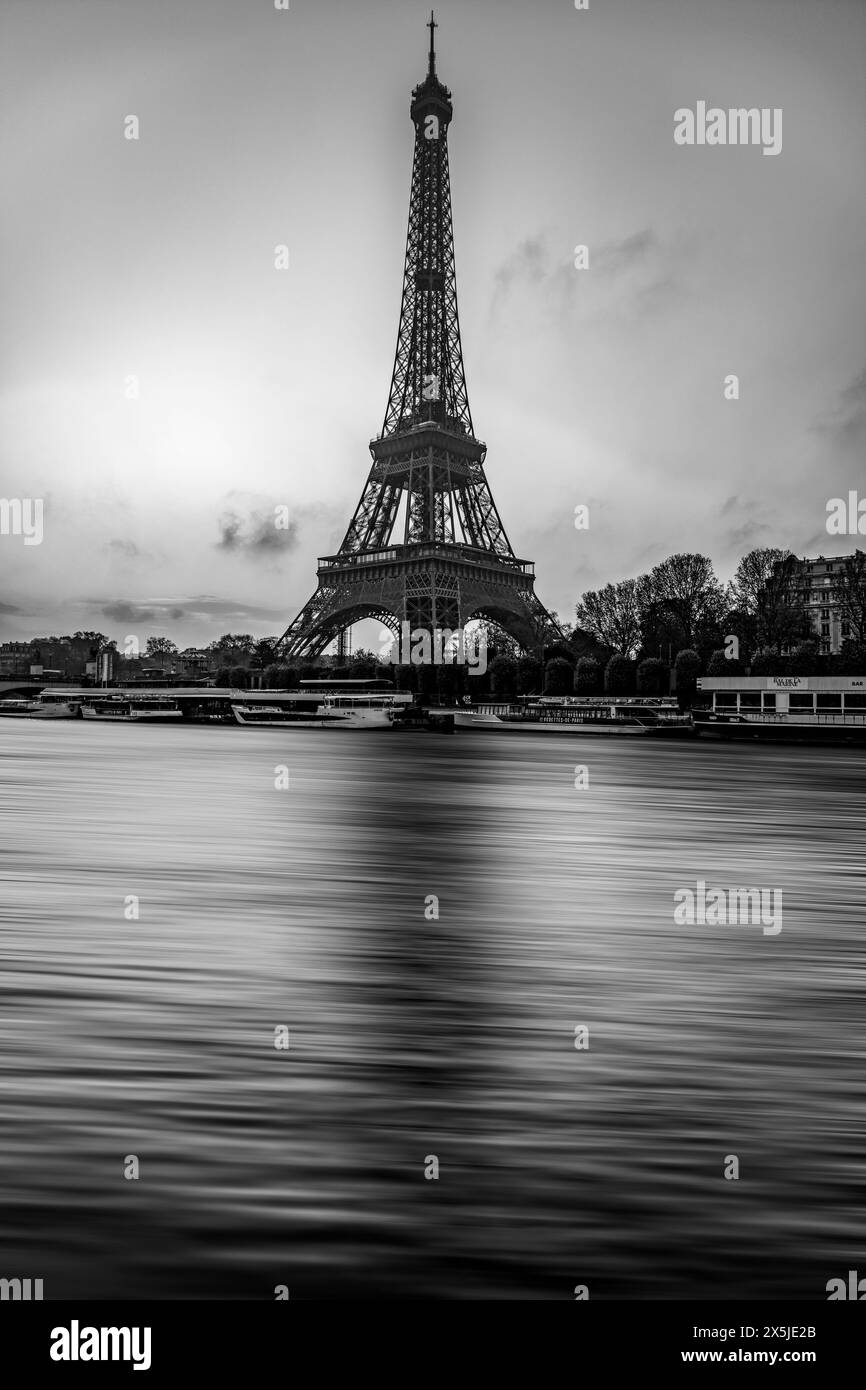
85;595;284;631
217;505;299;556
492;236;548;295
180;595;285;620
0;602;22;614
714;496;783;552
801;529;829;553
594;228;656;274
217;513;243;549
814;367;866;445
839;368;866;409
491;226;684;321
101;601;156;623
492;229;658;296
724;518;769;549
105;539;141;559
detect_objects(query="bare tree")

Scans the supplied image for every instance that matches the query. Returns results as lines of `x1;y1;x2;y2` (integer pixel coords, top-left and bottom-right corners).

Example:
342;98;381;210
758;554;812;651
575;578;643;656
834;550;866;642
646;554;726;647
729;547;793;614
209;633;256;652
145;636;178;658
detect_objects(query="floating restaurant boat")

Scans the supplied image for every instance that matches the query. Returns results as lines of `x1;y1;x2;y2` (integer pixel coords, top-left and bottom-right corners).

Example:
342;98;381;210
232;691;412;729
80;697;184;722
451;696;693;735
694;676;866;744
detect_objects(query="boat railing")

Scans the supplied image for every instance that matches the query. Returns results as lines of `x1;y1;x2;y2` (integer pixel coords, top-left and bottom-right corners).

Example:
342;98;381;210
730;709;866;725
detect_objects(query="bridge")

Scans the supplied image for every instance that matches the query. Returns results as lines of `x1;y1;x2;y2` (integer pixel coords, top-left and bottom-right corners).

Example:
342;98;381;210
0;681;44;697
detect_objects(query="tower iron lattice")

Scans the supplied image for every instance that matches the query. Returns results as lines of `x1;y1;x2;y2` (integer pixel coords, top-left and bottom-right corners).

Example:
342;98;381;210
278;15;561;661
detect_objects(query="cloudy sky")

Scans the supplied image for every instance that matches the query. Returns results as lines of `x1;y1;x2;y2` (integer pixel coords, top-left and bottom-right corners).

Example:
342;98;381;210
2;0;864;649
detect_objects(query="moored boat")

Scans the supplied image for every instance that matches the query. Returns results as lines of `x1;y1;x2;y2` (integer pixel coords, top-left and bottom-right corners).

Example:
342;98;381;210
231;692;407;728
451;696;693;736
81;698;184;722
694;676;866;744
0;698;76;719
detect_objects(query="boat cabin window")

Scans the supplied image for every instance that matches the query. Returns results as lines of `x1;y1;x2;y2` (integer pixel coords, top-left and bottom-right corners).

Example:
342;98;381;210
845;693;866;709
816;693;842;709
739;692;761;708
715;692;736;707
789;693;814;710
762;693;777;709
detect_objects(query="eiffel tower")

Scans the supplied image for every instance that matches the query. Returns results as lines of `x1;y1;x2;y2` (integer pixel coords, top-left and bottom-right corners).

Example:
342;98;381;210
278;15;561;661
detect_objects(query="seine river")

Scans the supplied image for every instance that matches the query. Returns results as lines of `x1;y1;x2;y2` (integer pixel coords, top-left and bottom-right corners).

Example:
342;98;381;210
0;722;863;1299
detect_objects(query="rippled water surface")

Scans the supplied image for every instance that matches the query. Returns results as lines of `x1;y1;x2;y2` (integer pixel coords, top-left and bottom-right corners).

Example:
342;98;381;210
1;722;864;1299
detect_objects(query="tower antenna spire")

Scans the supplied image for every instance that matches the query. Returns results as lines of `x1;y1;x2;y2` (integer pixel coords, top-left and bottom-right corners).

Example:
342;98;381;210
428;10;437;75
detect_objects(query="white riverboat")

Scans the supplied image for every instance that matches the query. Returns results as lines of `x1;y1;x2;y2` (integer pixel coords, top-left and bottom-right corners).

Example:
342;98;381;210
0;698;76;719
232;691;411;729
80;697;184;722
694;676;866;744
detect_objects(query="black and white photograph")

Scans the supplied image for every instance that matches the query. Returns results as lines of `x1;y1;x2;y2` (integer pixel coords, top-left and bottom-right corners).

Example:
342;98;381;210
1;0;864;1360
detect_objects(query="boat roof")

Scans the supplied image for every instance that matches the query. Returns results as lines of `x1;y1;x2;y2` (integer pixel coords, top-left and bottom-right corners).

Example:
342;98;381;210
38;687;392;704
